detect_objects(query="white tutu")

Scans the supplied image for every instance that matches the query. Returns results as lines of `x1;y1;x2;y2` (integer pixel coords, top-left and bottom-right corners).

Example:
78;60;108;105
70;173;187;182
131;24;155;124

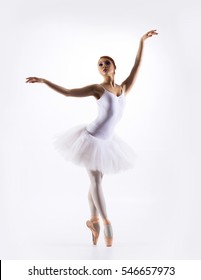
54;125;135;174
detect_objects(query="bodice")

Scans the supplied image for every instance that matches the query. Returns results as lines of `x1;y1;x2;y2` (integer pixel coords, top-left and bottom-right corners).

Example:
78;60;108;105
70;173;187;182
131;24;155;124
86;89;126;139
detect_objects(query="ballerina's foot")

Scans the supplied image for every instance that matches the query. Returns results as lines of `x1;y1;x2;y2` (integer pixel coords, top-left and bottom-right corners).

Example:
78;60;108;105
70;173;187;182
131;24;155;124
86;218;100;245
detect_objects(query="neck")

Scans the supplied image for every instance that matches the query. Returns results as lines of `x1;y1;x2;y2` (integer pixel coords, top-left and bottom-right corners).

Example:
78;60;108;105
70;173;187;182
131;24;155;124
103;75;115;87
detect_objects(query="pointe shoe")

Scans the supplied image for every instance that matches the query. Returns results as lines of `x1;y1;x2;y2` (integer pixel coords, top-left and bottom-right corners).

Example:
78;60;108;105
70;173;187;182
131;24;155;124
104;223;113;247
86;219;100;245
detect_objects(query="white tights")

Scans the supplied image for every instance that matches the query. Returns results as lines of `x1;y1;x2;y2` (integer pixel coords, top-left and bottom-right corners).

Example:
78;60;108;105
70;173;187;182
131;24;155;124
87;169;108;220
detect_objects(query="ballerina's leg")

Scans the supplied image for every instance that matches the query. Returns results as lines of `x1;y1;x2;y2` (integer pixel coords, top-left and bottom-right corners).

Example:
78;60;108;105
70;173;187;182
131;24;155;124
87;170;107;219
87;169;113;246
88;189;99;218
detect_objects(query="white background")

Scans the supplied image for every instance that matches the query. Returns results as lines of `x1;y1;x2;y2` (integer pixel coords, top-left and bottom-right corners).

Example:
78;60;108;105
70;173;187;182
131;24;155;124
0;0;201;259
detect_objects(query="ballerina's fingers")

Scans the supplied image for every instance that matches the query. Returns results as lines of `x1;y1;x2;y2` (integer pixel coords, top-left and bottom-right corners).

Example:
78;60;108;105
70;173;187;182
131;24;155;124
26;77;34;83
142;29;158;41
147;30;158;37
26;77;41;83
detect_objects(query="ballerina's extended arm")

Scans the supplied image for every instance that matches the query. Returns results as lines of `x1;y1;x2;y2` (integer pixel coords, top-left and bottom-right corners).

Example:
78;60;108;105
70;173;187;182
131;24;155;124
25;77;100;98
121;29;158;94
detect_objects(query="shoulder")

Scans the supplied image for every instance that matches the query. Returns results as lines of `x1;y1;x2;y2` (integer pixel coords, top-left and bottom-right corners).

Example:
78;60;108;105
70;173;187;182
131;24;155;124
120;83;129;95
92;84;105;99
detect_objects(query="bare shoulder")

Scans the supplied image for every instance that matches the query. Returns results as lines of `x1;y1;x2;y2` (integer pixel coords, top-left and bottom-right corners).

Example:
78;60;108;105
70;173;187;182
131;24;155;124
93;84;105;99
121;82;129;95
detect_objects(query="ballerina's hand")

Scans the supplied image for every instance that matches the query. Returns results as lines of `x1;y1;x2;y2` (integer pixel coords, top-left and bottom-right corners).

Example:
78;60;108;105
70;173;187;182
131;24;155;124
141;30;158;41
26;77;44;83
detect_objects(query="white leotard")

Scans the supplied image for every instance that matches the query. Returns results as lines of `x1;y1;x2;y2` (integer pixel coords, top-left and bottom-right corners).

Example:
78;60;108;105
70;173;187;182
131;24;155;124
86;88;126;140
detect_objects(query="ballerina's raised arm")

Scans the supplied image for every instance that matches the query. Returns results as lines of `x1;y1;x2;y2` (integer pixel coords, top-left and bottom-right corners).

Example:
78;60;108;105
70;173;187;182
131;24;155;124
121;29;158;94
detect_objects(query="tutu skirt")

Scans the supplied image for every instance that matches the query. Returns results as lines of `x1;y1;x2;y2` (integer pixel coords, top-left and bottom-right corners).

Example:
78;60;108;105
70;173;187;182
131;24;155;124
54;125;135;174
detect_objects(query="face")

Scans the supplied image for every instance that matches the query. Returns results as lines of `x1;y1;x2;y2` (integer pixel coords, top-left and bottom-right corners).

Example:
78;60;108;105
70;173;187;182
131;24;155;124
98;58;115;76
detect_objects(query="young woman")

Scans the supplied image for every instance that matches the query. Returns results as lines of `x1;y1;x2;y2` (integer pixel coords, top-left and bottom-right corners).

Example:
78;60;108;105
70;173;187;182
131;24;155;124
26;29;158;247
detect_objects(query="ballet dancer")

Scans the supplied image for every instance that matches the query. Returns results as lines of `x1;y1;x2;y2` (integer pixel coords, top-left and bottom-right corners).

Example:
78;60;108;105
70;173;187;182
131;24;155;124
26;29;158;247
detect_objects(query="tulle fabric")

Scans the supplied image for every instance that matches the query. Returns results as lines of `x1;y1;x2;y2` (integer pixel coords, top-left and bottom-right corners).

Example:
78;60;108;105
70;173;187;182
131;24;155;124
54;125;135;174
